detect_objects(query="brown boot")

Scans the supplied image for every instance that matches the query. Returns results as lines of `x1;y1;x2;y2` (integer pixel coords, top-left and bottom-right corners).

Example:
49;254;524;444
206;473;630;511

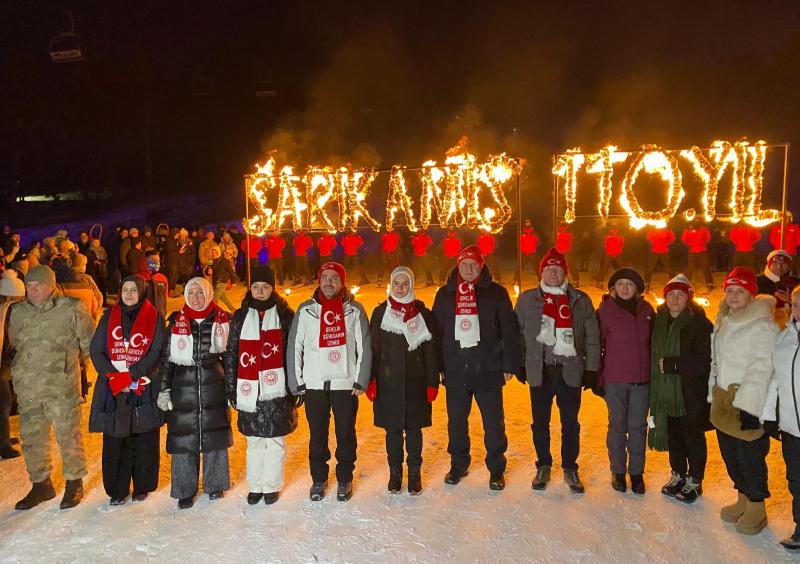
15;478;57;510
720;492;747;523
736;500;767;535
60;478;84;509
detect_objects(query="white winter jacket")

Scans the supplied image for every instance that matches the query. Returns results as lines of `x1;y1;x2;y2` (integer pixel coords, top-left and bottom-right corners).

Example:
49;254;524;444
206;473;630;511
709;295;779;418
762;320;800;438
286;294;372;392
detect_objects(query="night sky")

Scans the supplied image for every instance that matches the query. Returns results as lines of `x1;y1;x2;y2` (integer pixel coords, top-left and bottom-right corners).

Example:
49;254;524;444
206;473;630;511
2;1;799;217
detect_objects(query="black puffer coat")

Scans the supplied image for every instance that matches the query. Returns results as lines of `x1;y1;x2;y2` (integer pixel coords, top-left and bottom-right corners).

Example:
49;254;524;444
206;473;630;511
369;301;439;431
160;309;232;454
432;267;520;391
89;304;167;437
224;293;299;438
657;302;714;435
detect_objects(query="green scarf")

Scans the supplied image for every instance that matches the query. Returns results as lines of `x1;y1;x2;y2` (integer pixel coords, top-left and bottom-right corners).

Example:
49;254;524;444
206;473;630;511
648;308;690;451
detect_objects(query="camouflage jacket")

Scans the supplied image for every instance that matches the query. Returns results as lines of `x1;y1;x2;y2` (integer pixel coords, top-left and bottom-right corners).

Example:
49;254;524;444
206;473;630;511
8;293;94;403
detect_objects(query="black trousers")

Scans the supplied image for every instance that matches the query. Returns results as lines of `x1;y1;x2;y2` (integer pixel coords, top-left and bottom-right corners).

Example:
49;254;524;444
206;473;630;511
644;253;673;287
386;428;423;470
530;365;582;470
377;251;400;283
0;378;13;447
343;255;369;283
686;251;714;288
414;255;434;285
101;430;160;499
732;250;755;269
667;416;707;481
439;257;457;285
305;389;359;483
484;253;501;283
717;429;770;501
269;257;285;284
516;253;541;285
445;384;507;475
595;254;621;284
782;432;800;530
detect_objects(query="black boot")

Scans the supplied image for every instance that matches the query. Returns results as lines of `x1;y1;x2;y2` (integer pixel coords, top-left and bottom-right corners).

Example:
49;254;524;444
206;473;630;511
336;481;353;501
444;468;468;485
309;481;327;501
489;472;505;491
263;492;280;505
178;497;194;509
0;444;20;459
247;492;263;505
408;467;422;495
60;478;84;509
611;473;627;493
675;477;702;503
630;474;646;495
660;471;684;497
208;491;224;500
387;467;402;494
15;478;57;510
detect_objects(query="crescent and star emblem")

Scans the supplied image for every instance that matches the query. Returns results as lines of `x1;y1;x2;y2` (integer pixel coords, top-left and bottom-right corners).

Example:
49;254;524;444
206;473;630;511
558;305;571;319
111;326;123;341
240;352;257;367
323;311;341;325
262;342;280;358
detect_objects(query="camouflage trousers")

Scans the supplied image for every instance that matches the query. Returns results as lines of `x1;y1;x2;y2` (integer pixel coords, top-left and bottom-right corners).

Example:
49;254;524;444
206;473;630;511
19;397;87;483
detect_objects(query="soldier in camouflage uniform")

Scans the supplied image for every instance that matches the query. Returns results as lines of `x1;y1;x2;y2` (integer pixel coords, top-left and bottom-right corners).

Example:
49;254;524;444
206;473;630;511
8;265;95;510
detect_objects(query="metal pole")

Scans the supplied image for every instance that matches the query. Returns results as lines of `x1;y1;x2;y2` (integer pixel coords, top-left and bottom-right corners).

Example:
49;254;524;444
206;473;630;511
780;143;790;248
244;177;252;288
516;172;522;290
552;155;558;246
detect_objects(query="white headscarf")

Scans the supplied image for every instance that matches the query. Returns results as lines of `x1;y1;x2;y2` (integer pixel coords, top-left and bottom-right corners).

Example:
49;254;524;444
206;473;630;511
380;266;433;351
184;277;215;311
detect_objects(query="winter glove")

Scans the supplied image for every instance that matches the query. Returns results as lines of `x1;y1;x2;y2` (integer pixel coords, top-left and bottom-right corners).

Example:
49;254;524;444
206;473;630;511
739;411;761;431
581;370;598;391
157;389;173;411
515;367;527;384
762;420;781;440
366;380;377;402
426;386;439;403
108;372;133;396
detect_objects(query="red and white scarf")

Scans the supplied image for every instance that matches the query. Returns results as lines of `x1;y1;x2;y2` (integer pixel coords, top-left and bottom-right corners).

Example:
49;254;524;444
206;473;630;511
537;282;576;357
380;267;432;351
236;305;286;412
107;301;158;395
318;291;348;380
169;304;230;366
455;275;480;348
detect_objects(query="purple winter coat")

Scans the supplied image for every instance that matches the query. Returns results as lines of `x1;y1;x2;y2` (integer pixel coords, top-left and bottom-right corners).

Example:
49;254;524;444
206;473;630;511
597;295;655;385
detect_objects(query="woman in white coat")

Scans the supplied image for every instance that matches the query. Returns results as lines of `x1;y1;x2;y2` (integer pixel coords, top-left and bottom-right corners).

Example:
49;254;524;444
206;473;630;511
763;285;800;549
709;267;779;536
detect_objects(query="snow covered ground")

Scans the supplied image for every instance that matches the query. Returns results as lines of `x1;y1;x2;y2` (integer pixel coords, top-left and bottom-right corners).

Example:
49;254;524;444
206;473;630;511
0;276;798;563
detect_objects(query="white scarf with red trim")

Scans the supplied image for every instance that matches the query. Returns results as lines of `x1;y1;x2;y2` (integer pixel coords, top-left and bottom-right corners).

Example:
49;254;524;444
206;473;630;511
169;305;230;366
537;282;576;357
236;306;286;412
318;292;349;380
107;301;158;394
455;275;480;348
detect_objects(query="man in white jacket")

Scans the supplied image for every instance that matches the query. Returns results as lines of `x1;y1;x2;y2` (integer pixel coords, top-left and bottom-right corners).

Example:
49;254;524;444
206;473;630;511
287;262;371;502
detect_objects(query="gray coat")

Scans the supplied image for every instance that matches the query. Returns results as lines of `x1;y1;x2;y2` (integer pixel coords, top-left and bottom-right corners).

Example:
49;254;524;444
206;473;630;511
515;285;600;388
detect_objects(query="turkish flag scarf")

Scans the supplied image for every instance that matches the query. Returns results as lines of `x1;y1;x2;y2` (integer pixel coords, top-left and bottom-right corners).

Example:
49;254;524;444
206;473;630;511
537;282;577;357
236;306;286;413
454;274;480;348
169;303;230;366
106;301;158;395
318;291;348;380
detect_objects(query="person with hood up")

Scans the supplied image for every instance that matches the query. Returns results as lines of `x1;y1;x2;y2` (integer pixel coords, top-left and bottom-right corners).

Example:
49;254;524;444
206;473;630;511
709;266;779;535
224;266;300;505
368;266;439;495
432;245;519;491
158;277;233;509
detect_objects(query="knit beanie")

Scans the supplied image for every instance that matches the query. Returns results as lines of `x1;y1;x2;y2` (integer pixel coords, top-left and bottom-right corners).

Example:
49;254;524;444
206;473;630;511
723;266;758;295
663;273;693;298
608;267;645;294
251;265;276;288
457;245;485;268
539;247;568;274
767;249;793;267
26;265;56;287
318;261;346;287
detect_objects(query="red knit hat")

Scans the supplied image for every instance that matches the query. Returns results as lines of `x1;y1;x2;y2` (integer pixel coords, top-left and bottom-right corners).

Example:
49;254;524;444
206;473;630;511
663;273;693;298
723;266;757;295
457;245;485;268
539;247;568;274
318;261;346;287
767;249;793;267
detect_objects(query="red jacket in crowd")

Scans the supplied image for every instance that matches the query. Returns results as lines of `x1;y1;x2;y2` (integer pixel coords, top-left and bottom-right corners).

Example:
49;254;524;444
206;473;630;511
381;231;400;253
265;235;286;259
770;223;800;253
240;235;263;259
555;225;572;254
317;233;337;257
292;233;314;257
729;224;761;252
520;227;538;256
604;229;624;257
411;233;433;257
646;228;675;254
681;225;711;253
442;233;462;258
342;233;364;256
476;233;495;255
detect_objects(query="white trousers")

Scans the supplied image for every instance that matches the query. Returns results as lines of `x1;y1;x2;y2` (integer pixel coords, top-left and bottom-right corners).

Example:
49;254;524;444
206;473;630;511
246;436;286;494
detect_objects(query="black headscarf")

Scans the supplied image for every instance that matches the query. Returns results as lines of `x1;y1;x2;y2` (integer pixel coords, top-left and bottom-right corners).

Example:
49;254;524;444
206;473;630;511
119;275;146;338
